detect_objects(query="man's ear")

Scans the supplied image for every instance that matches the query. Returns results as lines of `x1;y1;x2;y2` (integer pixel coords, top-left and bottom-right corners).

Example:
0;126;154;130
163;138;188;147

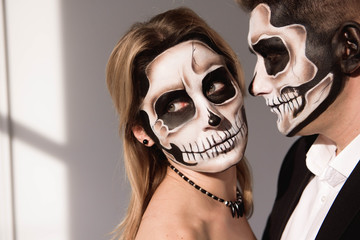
132;125;155;147
332;21;360;74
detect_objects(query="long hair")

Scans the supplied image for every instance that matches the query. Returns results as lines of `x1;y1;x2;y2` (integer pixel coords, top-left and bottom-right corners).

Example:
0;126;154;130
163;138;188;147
106;7;253;240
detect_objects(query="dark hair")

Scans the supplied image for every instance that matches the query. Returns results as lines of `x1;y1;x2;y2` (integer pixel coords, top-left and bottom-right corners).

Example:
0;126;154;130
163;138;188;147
237;0;360;37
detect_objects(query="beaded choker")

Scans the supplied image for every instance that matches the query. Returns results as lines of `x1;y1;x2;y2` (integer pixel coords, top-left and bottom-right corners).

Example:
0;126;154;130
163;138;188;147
169;164;244;218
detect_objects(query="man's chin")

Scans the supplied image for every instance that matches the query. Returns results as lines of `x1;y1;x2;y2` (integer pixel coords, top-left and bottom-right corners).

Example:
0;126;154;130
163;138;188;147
276;116;298;136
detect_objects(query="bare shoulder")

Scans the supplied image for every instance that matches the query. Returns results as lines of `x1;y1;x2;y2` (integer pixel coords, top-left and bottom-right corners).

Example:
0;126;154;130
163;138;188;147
135;212;208;240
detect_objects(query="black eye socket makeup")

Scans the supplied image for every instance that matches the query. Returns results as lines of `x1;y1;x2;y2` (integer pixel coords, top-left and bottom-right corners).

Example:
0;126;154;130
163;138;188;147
253;37;289;76
202;67;236;104
155;90;195;130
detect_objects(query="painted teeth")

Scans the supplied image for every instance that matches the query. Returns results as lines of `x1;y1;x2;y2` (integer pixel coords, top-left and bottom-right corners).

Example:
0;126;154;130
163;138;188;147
181;119;247;163
268;94;303;121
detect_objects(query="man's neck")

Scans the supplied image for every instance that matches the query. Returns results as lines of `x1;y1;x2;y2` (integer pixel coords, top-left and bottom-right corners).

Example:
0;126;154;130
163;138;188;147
319;75;360;154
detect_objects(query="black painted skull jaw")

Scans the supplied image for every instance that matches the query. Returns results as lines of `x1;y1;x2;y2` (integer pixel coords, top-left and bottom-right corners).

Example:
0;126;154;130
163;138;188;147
267;73;334;124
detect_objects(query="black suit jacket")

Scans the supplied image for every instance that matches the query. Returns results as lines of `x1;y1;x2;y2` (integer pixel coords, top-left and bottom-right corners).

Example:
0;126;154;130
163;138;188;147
263;135;360;240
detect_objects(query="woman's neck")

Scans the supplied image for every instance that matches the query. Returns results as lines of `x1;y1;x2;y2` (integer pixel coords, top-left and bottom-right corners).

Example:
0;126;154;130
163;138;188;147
166;162;239;202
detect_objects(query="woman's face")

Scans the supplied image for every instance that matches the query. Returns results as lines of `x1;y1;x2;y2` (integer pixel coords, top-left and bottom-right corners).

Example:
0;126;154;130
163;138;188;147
140;40;247;173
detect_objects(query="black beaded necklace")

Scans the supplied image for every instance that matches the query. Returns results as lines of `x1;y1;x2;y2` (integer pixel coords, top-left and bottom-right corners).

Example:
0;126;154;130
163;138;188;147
168;164;244;218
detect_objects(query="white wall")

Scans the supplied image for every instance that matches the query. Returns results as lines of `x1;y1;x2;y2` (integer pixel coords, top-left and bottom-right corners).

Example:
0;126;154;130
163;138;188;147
0;0;295;239
0;1;14;239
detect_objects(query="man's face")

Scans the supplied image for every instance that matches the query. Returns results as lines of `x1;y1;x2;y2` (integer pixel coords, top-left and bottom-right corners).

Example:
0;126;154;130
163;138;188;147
141;40;247;173
248;4;336;136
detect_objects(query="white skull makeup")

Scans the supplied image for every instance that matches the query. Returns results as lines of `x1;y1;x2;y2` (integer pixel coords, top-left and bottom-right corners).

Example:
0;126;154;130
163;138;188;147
248;4;335;136
141;40;247;173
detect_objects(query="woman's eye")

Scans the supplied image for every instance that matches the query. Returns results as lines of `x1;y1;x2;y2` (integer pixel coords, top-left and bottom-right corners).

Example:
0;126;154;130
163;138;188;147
202;67;236;104
206;82;225;96
167;101;189;113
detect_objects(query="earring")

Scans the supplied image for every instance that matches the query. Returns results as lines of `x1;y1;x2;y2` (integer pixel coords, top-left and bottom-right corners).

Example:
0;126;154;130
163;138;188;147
143;139;149;145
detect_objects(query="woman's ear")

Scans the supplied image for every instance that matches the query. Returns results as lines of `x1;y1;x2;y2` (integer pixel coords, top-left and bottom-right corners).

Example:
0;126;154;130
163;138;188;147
132;125;155;147
332;21;360;74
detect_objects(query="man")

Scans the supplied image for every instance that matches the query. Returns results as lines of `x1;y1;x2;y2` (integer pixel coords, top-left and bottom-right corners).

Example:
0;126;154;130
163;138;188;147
236;0;360;239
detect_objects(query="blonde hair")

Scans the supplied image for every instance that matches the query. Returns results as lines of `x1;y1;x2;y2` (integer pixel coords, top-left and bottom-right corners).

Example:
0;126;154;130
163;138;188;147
106;7;253;240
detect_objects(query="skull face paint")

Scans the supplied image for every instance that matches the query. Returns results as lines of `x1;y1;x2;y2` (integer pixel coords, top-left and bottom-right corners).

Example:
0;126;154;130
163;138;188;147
141;40;247;173
248;4;335;136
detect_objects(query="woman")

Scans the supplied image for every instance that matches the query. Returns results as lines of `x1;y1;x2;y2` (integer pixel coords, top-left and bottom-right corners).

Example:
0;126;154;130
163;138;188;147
106;7;255;240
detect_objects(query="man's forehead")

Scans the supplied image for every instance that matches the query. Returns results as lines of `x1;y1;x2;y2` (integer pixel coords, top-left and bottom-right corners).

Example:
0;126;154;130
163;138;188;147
249;3;307;45
249;3;273;43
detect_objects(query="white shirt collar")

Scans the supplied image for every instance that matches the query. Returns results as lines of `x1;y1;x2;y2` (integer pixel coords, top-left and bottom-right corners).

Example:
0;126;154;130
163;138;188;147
306;135;337;176
330;134;360;178
306;134;360;178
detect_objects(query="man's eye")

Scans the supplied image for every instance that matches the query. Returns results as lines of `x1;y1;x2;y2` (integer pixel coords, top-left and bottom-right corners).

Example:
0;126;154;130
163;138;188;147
264;53;282;63
206;82;225;96
253;37;289;76
167;101;189;113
